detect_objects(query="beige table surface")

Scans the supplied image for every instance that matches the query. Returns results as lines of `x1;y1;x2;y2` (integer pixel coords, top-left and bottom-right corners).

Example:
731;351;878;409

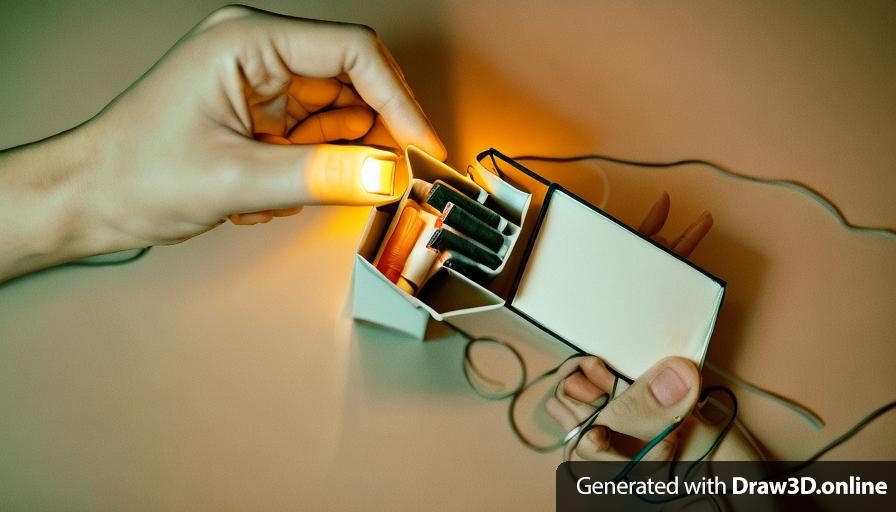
2;1;894;510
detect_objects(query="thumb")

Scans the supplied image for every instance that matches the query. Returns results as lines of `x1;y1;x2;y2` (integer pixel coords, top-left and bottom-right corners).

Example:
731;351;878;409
230;141;405;213
596;357;701;441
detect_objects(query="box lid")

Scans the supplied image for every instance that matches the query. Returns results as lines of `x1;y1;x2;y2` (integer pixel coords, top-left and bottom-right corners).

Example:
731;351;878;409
478;149;726;378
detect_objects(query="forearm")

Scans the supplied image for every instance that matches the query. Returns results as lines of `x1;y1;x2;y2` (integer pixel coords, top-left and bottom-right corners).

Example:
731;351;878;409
0;125;119;283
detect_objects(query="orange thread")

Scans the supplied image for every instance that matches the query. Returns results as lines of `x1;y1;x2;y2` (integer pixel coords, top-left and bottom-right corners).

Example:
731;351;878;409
376;200;423;283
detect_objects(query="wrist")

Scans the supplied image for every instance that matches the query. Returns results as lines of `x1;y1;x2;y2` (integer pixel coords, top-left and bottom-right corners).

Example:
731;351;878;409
0;122;123;280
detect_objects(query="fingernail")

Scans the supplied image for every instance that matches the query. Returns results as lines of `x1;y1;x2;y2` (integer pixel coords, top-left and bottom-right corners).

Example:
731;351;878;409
360;158;396;195
649;366;690;407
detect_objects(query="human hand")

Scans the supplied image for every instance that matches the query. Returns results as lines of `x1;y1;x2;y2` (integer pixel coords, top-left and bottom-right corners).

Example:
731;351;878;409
545;194;760;461
80;5;445;246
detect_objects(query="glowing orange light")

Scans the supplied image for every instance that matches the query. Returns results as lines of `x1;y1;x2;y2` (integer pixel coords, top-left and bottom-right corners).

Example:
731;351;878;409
360;158;396;196
304;147;404;206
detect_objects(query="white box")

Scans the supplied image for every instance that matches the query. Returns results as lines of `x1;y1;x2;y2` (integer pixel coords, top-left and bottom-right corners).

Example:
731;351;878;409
351;147;725;379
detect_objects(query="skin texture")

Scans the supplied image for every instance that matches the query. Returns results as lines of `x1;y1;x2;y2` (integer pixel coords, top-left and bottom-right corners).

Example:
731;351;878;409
0;5;444;283
0;5;758;463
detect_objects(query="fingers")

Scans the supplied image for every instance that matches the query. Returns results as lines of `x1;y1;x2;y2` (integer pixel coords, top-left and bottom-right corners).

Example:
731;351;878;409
282;84;394;148
545;357;626;461
596;357;701;442
229;211;274;225
287;106;375;144
271;206;304;217
637;192;713;256
546;389;613;460
299;144;402;205
233;141;404;212
197;7;444;157
563;357;616;403
287;75;343;114
226;134;306;224
332;83;368;108
555;381;599;421
637;192;670;236
671;211;713;257
342;31;446;159
257;15;445;158
362;116;400;149
546;396;655;462
564;373;604;403
255;133;292;145
545;395;582;433
235;127;400;216
229;206;304;225
248;95;288;136
256;77;386;145
558;357;699;462
546;357;611;431
545;382;627;462
575;426;621;460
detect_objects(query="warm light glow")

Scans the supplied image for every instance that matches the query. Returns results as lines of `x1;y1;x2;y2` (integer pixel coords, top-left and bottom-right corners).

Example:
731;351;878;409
303;147;405;205
360;158;395;196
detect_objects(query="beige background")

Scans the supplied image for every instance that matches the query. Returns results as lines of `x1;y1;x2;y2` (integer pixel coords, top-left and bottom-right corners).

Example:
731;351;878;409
1;0;894;510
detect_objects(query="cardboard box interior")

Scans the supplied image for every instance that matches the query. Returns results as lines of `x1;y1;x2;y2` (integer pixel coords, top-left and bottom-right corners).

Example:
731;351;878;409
352;147;724;379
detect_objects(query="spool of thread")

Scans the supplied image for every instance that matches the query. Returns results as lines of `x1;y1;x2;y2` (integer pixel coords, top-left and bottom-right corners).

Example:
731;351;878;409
397;211;440;294
441;252;490;283
439;202;505;252
412;180;507;231
427;228;502;270
376;200;423;283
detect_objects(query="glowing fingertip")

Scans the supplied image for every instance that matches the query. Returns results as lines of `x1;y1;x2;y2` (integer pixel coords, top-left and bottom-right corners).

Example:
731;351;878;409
360;158;396;195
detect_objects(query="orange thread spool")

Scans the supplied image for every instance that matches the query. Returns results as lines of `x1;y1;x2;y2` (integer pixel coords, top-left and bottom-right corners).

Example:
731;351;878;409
376;200;423;283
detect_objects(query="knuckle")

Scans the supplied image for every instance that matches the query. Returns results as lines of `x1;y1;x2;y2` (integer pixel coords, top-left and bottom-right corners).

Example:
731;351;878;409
208;154;249;200
581;356;607;375
355;23;378;38
211;4;252;19
348;23;379;46
609;391;641;422
200;4;253;30
561;376;576;397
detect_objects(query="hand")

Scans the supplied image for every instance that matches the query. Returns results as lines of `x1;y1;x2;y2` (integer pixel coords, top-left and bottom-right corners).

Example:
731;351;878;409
90;5;445;241
545;194;761;461
0;6;445;282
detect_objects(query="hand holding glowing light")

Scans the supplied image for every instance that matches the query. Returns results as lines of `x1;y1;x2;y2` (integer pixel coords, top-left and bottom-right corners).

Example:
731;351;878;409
0;6;445;280
229;63;418;223
360;158;397;196
120;5;443;234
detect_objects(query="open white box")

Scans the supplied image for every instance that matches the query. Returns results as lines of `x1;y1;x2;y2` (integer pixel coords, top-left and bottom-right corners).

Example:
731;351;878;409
352;147;725;380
